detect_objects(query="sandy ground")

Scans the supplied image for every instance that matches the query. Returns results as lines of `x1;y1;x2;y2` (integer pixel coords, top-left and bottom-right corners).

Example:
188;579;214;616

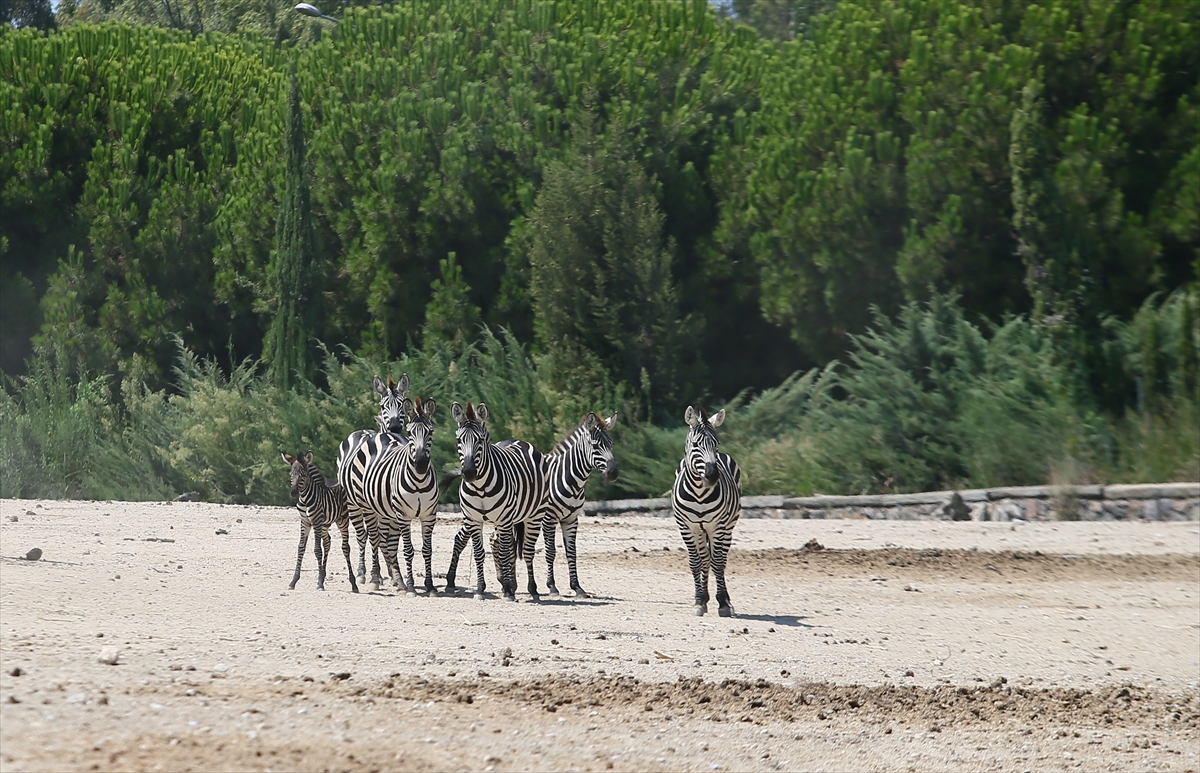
1;498;1198;772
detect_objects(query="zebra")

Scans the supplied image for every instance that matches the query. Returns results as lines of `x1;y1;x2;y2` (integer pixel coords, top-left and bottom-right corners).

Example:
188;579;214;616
364;396;440;596
281;451;359;593
535;412;619;598
671;405;741;617
444;402;547;601
337;374;408;590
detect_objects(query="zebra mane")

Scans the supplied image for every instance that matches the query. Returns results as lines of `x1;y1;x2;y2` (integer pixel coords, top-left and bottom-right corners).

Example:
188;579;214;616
464;402;475;421
549;413;602;457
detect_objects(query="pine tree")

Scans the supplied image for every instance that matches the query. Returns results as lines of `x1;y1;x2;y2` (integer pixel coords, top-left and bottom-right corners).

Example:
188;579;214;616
422;252;480;352
264;72;320;391
528;130;694;417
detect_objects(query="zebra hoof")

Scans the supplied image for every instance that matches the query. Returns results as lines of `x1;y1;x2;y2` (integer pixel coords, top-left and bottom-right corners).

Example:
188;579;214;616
356;575;366;585
547;587;560;597
317;585;326;591
692;605;706;616
473;593;485;601
718;606;735;618
572;588;590;599
406;591;417;598
367;582;380;591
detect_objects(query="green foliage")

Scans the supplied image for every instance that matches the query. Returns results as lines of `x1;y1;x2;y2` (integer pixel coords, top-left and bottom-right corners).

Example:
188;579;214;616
719;0;1198;375
422;252;481;352
528;130;694;418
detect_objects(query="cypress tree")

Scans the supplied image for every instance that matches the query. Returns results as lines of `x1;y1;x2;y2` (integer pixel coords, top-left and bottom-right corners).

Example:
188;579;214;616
264;72;320;391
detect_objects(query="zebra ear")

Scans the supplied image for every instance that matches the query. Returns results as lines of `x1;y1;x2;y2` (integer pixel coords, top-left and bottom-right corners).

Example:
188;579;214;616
423;398;436;418
397;373;410;395
710;409;726;428
402;397;415;416
684;405;698;427
476;403;489;423
300;451;313;464
281;451;295;465
451;402;466;424
582;413;598;431
373;375;386;396
605;413;618;429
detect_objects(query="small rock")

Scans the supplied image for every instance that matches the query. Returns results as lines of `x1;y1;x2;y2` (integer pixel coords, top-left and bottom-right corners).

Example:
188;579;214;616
9;667;23;676
23;548;42;561
215;529;228;535
97;647;121;665
5;695;20;704
904;670;914;677
662;546;670;551
10;514;19;521
638;658;649;665
903;584;919;592
484;756;502;765
550;639;559;645
802;538;824;551
330;672;351;681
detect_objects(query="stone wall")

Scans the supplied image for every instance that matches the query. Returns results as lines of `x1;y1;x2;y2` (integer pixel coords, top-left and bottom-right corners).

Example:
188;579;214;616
572;483;1200;522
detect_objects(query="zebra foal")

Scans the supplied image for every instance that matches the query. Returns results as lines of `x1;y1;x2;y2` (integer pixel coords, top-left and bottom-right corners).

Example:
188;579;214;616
281;451;358;593
536;412;618;598
671;405;741;617
445;402;547;601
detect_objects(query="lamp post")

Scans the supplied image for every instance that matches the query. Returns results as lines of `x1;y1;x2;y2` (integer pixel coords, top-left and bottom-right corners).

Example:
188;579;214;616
293;3;339;22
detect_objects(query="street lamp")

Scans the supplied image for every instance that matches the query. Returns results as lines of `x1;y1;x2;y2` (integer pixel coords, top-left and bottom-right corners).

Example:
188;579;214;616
293;3;339;22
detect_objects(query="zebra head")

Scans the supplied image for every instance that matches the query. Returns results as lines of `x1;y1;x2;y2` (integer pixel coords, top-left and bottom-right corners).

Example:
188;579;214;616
583;412;620;483
683;405;725;486
373;374;409;435
403;396;437;474
451;401;489;482
281;450;315;502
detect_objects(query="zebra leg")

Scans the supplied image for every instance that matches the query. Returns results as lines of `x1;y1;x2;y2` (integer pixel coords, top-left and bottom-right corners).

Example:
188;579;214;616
713;523;736;617
315;523;330;591
521;519;541;601
563;509;588;598
382;526;403;592
290;520;310;590
471;525;487;600
401;521;417;596
680;523;710;615
445;524;471;594
421;517;437;595
364;513;384;590
542;514;559;596
339;517;359;593
349;508;369;586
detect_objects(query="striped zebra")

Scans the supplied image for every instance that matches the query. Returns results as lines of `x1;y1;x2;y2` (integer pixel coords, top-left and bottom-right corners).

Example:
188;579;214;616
337;374;408;590
281;451;358;593
671;405;741;617
536;412;619;598
444;402;547;601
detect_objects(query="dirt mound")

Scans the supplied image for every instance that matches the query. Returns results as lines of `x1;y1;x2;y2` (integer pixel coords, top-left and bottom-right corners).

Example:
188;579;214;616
603;546;1200;582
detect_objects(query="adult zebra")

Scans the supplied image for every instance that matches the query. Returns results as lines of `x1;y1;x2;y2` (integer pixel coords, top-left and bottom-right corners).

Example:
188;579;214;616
535;412;618;598
281;451;358;593
672;405;742;617
337;374;408;590
445;402;547;601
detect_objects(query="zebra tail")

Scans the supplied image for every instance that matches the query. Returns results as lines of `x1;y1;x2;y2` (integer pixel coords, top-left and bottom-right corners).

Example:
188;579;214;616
439;468;462;497
513;520;526;562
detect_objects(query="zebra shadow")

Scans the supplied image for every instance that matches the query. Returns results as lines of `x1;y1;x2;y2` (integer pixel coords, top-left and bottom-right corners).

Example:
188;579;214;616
730;613;812;628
